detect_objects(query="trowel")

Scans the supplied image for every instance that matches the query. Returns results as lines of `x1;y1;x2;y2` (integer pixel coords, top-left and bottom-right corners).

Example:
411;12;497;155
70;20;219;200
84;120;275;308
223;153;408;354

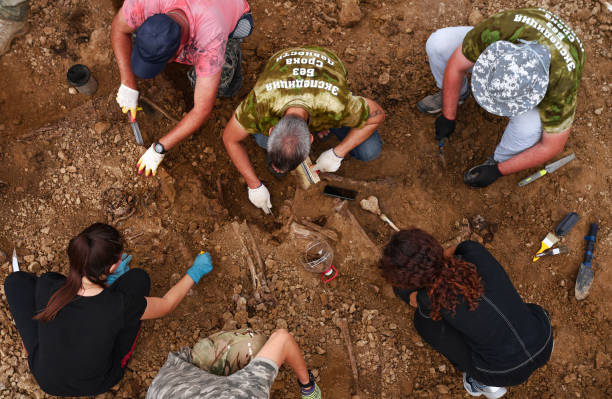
575;223;598;300
128;110;144;146
360;195;400;232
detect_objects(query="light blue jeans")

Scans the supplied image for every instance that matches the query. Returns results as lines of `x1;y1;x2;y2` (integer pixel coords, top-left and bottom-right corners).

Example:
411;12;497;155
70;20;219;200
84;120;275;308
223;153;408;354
252;126;382;162
425;26;542;162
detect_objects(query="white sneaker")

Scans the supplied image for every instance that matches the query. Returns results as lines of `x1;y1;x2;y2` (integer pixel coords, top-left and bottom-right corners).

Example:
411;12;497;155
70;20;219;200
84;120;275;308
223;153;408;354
0;18;27;56
463;373;507;399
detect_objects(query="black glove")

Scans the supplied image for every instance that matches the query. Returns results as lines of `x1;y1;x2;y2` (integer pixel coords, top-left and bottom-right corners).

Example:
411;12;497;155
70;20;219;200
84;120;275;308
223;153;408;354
435;115;456;141
463;161;502;188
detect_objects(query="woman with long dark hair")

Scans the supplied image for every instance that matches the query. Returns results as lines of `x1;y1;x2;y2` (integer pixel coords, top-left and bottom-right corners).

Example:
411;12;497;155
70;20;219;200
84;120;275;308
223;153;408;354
380;229;553;398
4;223;214;397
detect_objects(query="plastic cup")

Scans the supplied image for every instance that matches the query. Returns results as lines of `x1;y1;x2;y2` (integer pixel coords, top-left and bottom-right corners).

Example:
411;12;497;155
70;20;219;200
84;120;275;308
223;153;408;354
67;64;98;95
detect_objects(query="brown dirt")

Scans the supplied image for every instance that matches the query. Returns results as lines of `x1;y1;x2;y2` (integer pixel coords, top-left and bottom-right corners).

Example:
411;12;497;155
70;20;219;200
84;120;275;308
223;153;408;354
1;0;611;398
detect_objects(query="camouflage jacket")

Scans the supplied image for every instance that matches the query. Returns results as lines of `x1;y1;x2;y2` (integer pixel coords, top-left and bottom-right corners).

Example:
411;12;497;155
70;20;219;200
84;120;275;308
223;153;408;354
235;46;370;134
462;8;585;133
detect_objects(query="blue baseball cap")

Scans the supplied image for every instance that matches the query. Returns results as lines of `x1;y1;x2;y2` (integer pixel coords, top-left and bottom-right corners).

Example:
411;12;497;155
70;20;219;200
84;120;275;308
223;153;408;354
131;14;181;79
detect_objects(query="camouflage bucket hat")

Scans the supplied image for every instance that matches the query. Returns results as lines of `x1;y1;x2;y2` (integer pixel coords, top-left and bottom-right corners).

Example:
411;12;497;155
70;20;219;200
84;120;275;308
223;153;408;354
471;40;551;117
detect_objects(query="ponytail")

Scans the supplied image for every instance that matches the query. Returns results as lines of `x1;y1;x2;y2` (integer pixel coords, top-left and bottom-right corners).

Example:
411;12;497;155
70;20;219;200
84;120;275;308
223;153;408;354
426;256;483;320
34;223;123;323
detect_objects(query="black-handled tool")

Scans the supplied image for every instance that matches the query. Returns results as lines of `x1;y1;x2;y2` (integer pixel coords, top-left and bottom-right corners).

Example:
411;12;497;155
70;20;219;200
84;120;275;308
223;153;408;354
575;223;598;300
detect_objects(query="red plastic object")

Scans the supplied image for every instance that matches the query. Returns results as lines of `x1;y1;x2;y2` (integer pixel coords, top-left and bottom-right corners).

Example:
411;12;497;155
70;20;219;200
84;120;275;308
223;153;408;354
320;265;338;283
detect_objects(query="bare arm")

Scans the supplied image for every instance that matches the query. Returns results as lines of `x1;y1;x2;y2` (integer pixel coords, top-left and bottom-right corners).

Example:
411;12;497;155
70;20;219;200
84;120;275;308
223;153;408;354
334;98;386;157
158;73;219;150
111;8;137;90
222;114;262;189
141;274;194;320
443;245;458;258
441;45;475;120
409;291;418;308
498;128;570;175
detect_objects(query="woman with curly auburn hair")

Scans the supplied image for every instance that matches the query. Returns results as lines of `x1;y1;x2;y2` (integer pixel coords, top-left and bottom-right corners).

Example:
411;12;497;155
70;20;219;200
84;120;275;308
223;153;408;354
380;229;553;399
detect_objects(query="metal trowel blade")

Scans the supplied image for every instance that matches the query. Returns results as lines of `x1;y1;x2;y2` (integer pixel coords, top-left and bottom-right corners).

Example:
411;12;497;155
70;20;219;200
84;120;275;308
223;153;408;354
575;263;594;300
131;121;144;146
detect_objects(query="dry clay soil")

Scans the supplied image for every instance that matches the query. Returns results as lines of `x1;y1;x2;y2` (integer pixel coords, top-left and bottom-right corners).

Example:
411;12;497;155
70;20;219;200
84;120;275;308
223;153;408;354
0;0;611;398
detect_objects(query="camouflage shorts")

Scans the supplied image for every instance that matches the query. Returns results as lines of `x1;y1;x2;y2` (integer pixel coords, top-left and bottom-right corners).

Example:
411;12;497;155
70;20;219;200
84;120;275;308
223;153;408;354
191;329;268;376
0;0;28;21
146;350;279;399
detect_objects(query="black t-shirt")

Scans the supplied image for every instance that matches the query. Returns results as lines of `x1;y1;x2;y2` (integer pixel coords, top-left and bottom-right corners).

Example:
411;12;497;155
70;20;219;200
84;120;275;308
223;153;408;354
396;241;551;372
30;273;147;396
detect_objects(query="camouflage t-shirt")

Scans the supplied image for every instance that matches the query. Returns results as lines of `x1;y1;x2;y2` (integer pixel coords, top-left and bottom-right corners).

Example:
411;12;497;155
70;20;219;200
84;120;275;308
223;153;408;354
462;8;585;133
235;46;370;134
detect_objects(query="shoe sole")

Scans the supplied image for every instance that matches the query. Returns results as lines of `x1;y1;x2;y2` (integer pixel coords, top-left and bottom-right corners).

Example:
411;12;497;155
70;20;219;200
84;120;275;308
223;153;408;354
0;22;28;56
416;97;468;115
463;382;507;399
463;374;507;399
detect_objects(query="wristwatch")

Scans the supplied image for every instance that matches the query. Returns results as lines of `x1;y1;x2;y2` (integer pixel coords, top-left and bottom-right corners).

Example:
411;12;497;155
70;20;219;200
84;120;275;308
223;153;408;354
154;141;166;154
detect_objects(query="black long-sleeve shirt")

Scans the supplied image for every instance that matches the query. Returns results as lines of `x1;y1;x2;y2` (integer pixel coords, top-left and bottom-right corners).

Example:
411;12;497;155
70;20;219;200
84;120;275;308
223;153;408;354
396;241;552;373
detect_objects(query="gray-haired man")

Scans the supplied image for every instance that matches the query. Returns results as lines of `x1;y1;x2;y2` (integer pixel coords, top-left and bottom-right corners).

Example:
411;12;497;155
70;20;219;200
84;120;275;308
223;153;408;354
223;46;385;214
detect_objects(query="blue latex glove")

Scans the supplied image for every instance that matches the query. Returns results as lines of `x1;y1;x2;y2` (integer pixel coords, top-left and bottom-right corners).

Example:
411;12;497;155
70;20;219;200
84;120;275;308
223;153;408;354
186;252;213;284
107;253;132;286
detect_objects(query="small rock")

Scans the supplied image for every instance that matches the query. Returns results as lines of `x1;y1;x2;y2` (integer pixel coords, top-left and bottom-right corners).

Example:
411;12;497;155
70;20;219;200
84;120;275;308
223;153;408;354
234;310;248;325
276;318;288;329
436;384;450;394
68;87;78;95
378;71;390;85
24;255;35;263
594;107;603;115
320;293;328;307
28;262;41;273
337;0;362;27
315;346;326;355
344;47;357;57
94;121;111;135
595;351;610;368
563;373;576;383
40;227;50;234
468;8;484;26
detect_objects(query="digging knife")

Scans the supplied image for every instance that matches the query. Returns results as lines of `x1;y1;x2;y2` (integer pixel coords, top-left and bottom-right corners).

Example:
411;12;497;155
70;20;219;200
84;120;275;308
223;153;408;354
12;248;20;272
518;153;575;187
129;113;144;146
575;223;598;300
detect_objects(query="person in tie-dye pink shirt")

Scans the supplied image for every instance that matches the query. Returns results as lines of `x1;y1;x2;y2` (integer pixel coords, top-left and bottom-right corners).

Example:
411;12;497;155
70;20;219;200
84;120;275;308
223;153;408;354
111;0;251;177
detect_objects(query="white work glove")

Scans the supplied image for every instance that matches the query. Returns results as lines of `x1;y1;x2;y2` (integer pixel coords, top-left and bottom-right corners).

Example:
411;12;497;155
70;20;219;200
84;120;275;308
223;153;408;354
313;148;343;173
248;184;272;214
116;84;139;114
137;144;165;177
